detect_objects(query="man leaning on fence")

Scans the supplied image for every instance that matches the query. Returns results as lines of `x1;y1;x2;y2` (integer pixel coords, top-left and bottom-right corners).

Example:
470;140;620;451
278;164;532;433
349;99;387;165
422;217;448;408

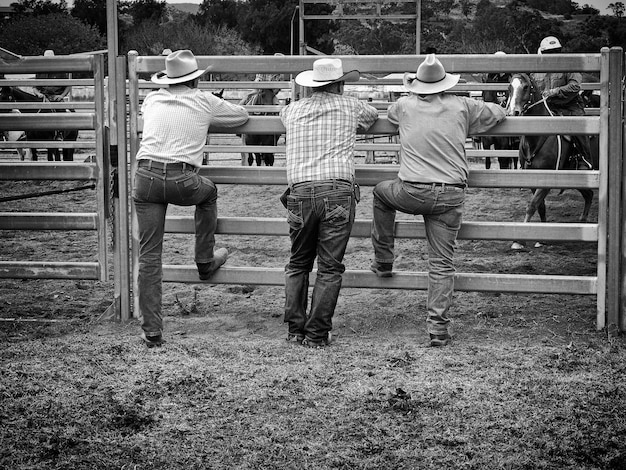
370;54;506;347
133;50;249;348
280;58;378;348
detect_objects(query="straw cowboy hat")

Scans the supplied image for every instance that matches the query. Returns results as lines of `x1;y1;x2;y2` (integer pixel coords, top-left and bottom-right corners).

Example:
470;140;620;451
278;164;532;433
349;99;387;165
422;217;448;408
403;54;460;95
295;58;359;88
151;50;211;85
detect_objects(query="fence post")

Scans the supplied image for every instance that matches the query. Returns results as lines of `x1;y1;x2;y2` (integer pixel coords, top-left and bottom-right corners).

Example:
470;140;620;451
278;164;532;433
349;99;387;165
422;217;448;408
617;47;626;335
608;47;623;335
113;56;131;321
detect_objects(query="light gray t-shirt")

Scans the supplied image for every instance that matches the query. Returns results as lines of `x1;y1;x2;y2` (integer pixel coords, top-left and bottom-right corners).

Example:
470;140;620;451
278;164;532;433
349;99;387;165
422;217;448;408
388;93;505;184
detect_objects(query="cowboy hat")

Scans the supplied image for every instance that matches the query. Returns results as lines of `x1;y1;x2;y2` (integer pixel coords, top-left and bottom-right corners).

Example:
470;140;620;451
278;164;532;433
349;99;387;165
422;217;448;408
403;54;460;95
152;50;211;85
295;58;359;88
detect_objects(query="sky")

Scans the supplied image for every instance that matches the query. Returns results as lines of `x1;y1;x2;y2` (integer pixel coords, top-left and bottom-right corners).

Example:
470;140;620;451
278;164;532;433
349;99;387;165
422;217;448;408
584;0;613;14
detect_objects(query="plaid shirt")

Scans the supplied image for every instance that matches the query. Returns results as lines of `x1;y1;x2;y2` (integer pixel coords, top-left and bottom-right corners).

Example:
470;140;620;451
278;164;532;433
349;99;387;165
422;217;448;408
137;85;249;167
280;92;378;184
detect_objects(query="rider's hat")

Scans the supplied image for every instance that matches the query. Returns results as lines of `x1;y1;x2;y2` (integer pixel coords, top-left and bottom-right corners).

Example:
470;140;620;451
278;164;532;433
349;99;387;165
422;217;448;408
539;36;562;54
295;58;359;88
151;50;212;85
403;54;460;95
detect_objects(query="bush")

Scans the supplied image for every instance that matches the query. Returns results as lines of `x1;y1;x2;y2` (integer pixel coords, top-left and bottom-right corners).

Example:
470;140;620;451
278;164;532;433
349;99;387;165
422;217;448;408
0;13;104;55
121;19;261;57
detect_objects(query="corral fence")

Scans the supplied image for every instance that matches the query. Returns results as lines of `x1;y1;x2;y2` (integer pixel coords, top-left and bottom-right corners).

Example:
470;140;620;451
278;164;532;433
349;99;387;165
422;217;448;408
0;49;623;335
123;49;622;333
0;54;109;283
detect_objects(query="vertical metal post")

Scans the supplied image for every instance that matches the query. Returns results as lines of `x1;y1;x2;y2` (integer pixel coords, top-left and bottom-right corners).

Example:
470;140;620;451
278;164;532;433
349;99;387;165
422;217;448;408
114;56;131;321
92;53;109;282
607;47;623;334
106;0;118;146
299;0;305;55
416;0;421;54
127;51;141;319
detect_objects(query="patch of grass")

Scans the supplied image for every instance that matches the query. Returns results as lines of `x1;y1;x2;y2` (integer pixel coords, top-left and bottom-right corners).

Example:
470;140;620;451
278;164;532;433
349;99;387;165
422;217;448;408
1;318;625;470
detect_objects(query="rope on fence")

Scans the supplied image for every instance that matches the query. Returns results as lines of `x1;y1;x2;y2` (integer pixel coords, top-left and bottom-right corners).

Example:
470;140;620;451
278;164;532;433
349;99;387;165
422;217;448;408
0;183;96;203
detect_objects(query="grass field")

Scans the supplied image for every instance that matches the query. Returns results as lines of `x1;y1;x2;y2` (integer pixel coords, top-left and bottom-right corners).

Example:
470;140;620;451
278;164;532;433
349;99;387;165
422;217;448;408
1;147;625;469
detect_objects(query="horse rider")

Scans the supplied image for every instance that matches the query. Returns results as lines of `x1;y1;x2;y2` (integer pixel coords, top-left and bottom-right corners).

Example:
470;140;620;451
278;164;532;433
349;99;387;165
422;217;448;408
532;36;593;169
34;50;72;102
280;58;378;348
133;50;249;347
370;54;506;347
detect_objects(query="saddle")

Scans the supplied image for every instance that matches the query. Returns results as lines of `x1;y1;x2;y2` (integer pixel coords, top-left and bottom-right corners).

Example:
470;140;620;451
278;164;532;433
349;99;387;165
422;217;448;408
520;134;593;170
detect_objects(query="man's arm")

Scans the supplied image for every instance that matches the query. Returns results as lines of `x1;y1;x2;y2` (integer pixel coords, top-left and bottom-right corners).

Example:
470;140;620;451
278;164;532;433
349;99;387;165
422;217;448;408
542;72;582;100
357;101;379;130
210;96;250;127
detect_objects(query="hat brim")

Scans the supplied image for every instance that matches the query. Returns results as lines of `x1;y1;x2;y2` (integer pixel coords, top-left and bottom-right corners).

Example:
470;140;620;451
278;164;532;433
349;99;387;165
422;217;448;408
295;69;360;87
402;72;460;95
151;66;213;85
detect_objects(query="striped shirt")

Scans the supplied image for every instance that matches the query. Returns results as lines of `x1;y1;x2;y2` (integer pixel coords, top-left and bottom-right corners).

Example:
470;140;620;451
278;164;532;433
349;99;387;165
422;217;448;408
388;93;505;184
280;91;379;184
136;85;249;167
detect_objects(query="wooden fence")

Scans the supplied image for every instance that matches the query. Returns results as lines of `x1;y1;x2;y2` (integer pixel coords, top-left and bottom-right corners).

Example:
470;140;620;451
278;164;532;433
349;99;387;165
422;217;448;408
124;49;623;333
0;54;109;282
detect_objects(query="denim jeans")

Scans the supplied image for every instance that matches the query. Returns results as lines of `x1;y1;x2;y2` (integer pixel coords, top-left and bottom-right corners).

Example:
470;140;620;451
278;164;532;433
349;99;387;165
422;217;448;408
284;180;356;341
371;178;465;335
133;161;218;336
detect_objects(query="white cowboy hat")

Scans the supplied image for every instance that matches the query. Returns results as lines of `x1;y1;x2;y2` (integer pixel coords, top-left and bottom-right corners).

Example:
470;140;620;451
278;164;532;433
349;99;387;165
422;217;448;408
539;36;562;53
403;54;460;95
295;58;359;88
43;50;55;57
151;50;211;85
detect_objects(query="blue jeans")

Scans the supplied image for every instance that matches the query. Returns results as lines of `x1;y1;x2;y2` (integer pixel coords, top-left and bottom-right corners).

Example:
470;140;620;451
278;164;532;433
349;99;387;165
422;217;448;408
371;179;465;335
284;180;356;342
133;160;218;336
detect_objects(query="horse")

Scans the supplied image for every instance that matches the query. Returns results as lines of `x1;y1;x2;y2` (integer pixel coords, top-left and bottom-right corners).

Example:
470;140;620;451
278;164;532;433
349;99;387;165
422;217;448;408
239;88;280;166
506;73;594;249
0;86;78;161
481;135;519;169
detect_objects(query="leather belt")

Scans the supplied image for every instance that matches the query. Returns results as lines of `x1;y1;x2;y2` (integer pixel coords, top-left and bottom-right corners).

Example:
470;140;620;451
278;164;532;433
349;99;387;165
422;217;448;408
406;181;467;189
138;159;197;171
291;178;353;188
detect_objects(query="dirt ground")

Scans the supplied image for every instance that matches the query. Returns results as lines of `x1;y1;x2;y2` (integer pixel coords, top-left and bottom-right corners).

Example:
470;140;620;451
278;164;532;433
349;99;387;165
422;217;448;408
1;147;625;469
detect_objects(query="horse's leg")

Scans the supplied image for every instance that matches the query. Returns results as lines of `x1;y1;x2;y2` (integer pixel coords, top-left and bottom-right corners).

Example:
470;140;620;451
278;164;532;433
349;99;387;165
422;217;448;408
266;153;275;166
525;188;550;223
255;153;262;166
485;157;491;169
511;188;551;250
537;199;547;223
578;189;594;222
498;157;510;169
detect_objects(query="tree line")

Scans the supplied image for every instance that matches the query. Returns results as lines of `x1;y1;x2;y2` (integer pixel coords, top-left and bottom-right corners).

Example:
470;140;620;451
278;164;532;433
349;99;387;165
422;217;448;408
1;0;625;59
